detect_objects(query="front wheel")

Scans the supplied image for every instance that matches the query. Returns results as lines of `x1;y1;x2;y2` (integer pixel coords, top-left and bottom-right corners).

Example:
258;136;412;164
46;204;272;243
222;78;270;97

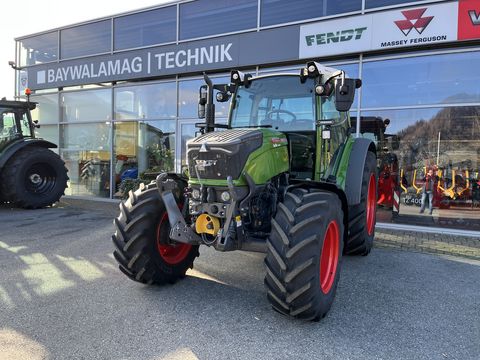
112;182;199;284
265;188;344;321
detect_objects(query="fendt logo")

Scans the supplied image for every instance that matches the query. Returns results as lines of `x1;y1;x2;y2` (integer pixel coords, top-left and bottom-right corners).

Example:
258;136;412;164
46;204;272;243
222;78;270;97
394;8;434;36
469;9;480;25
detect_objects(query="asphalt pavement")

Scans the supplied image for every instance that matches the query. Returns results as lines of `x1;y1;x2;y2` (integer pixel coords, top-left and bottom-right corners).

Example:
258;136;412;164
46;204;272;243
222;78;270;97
0;199;479;360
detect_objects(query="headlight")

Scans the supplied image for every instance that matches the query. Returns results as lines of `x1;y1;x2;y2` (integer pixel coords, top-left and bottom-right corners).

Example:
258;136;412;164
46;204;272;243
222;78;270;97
220;191;231;202
192;189;201;200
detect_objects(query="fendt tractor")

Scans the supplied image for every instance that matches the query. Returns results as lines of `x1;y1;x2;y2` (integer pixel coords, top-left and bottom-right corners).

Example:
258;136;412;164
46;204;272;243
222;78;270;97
112;62;377;321
0;93;68;208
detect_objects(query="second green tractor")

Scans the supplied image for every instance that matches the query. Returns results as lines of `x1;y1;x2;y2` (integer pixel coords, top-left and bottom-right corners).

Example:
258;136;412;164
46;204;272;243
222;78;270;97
112;62;377;321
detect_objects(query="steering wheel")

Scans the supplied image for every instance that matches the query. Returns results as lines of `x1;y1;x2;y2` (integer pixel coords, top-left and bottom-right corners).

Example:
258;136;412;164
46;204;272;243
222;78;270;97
266;109;297;122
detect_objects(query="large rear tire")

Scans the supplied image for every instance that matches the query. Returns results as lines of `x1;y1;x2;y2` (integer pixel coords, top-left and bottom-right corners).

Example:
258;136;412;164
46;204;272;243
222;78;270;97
0;147;68;209
265;188;344;321
345;151;377;255
112;182;199;285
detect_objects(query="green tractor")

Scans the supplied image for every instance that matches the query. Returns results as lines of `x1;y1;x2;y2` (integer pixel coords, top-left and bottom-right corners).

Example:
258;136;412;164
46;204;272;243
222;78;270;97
112;62;377;321
0;96;68;208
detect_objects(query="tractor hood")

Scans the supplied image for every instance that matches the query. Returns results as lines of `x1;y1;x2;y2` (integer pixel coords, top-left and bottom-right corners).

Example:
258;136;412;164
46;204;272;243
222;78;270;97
187;128;263;181
187;128;289;185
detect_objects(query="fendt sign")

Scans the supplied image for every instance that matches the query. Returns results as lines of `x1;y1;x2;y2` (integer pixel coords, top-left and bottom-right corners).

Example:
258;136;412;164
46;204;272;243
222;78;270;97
300;1;457;58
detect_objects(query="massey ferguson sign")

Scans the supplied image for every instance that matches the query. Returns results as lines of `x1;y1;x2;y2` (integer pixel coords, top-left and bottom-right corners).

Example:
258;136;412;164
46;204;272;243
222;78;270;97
300;1;458;58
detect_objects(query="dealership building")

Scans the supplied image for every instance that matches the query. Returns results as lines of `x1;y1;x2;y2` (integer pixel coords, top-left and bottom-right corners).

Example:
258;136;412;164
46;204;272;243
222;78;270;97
13;0;480;233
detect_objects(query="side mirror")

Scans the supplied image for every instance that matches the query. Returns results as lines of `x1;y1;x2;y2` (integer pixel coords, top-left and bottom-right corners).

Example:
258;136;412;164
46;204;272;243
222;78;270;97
198;85;207;119
334;78;358;112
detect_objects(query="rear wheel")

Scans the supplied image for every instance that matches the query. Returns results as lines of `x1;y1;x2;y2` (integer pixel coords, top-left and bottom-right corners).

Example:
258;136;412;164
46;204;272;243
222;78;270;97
265;188;344;321
0;147;68;209
112;182;199;285
345;151;377;255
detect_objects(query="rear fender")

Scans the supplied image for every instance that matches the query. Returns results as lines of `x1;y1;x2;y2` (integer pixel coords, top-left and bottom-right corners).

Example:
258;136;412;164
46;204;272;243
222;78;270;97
344;138;376;206
0;139;58;170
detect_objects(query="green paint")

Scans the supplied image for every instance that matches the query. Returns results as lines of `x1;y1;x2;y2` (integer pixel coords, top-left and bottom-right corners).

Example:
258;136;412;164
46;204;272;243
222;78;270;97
188;128;288;187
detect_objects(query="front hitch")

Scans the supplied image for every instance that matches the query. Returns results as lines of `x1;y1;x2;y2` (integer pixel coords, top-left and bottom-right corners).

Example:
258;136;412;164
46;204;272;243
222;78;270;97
156;173;201;245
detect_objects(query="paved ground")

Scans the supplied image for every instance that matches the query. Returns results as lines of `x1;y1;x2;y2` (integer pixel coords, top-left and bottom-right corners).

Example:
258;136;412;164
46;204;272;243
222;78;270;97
0;199;479;360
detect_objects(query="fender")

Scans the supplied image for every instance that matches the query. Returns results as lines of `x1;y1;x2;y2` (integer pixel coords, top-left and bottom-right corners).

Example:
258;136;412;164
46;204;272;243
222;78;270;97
0;139;58;170
344;137;376;206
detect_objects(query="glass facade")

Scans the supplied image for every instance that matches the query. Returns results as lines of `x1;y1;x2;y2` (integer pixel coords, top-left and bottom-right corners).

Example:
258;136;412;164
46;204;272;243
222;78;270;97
366;0;416;9
361;52;480;108
60;123;111;197
114;6;176;50
14;0;479;233
179;0;258;40
261;0;361;27
18;32;57;66
60;20;111;59
114;82;177;120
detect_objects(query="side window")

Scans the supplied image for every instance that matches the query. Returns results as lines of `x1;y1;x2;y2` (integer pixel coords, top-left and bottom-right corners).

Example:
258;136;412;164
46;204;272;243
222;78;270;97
20;112;33;137
0;111;18;146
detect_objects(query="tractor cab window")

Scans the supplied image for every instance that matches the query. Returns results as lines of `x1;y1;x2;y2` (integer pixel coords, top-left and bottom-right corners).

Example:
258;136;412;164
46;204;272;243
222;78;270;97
230;75;315;131
0;110;19;147
0;108;32;148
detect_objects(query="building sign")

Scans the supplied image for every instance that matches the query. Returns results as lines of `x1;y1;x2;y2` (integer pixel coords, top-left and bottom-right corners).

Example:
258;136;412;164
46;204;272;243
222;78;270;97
300;1;458;58
25;1;480;90
27;27;299;90
300;15;372;58
458;0;480;40
371;2;457;49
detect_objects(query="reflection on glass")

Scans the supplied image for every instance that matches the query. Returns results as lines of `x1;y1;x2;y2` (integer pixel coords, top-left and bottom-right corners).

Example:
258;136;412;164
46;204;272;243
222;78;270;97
60;123;111;197
261;0;361;27
61;21;111;59
362;52;480;108
365;0;411;9
178;77;230;118
113;121;175;197
35;124;59;146
31;94;59;124
180;123;198;168
61;89;112;122
114;82;177;120
19;32;58;66
361;107;480;230
114;6;176;50
179;0;257;40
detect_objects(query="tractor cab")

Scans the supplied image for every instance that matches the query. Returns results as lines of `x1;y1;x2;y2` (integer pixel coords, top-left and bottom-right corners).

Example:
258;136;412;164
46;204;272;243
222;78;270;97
0;99;36;152
227;71;352;180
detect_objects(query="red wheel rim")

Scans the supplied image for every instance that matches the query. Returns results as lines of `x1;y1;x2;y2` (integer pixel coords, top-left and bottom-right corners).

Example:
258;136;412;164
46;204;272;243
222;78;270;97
156;212;192;265
366;174;376;236
319;220;340;295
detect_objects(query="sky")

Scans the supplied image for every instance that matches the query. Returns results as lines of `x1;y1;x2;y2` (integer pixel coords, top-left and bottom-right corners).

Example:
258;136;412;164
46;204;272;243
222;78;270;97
0;0;172;99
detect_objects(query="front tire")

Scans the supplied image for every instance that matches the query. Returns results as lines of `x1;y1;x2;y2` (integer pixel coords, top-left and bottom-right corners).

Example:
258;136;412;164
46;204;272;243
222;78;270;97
112;182;199;285
265;188;344;321
345;151;377;255
0;147;68;209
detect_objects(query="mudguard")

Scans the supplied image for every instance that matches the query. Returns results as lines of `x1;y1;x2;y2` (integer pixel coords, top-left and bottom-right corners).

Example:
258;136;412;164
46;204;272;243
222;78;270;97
344;137;376;206
0;139;58;170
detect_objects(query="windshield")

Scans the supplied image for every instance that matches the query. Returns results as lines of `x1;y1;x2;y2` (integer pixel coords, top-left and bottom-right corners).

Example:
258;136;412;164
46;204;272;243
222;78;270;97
230;75;316;131
0;107;32;148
